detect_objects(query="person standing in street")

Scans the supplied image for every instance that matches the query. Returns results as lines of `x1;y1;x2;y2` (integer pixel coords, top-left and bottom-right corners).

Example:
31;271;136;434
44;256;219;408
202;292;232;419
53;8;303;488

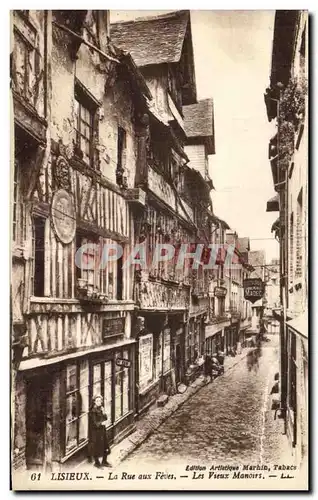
89;395;111;469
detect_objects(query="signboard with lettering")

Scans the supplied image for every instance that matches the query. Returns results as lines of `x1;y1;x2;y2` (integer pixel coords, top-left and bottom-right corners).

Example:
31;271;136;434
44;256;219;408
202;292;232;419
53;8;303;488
116;358;131;368
214;286;227;298
243;278;265;304
102;317;125;338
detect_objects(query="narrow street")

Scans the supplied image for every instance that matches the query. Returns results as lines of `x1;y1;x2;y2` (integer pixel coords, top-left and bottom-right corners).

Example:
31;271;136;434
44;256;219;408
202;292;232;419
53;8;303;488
122;334;287;467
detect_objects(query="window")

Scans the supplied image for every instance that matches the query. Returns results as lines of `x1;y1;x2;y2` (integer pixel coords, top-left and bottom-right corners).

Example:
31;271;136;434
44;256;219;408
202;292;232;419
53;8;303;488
32;216;45;297
91;360;113;429
115;350;130;421
116;127;127;187
85;11;100;48
75;231;99;294
296;190;303;278
12;15;39;107
74;81;99;168
139;334;153;391
65;360;89;455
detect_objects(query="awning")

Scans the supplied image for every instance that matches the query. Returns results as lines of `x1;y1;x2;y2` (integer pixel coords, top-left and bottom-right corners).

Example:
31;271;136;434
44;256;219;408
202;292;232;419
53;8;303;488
286;310;308;339
266;194;279;212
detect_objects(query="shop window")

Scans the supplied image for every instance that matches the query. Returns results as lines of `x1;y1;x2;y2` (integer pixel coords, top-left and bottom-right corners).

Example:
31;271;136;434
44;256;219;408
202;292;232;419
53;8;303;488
74;81;99;168
65;360;89;455
104;361;113;427
115;350;130;421
32;216;45;297
92;360;113;429
139;334;153;391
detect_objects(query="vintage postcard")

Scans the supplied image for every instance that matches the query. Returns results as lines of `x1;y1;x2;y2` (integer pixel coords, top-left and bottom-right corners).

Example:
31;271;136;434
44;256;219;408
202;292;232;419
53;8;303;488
10;9;308;491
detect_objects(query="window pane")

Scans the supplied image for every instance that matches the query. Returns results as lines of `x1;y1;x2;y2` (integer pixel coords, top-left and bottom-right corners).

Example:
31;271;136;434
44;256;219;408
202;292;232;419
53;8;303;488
122;390;129;415
104;361;112;426
115;395;122;421
93;364;101;383
66;365;77;393
80;359;89;387
115;371;122;421
93;381;101;399
78;413;88;443
66;393;77;423
122;365;129;415
65;421;77;453
79;385;89;415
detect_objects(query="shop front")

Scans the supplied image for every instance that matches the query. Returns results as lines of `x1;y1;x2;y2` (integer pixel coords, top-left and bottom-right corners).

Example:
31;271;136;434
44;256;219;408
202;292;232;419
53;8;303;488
205;329;223;356
18;318;136;472
137;314;177;414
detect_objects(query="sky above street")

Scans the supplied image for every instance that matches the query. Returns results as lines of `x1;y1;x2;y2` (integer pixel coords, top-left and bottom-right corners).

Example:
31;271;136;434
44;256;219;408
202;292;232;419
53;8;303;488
111;10;279;262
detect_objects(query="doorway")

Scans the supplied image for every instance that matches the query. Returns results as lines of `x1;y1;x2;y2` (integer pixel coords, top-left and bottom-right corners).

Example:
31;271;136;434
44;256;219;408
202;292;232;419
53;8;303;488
26;374;52;470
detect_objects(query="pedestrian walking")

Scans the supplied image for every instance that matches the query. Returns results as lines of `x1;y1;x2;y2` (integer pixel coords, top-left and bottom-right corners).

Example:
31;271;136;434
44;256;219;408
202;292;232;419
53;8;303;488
89;395;111;469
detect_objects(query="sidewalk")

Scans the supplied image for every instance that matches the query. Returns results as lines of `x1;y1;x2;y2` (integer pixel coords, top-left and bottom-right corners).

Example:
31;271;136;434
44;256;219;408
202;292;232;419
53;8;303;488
74;347;254;470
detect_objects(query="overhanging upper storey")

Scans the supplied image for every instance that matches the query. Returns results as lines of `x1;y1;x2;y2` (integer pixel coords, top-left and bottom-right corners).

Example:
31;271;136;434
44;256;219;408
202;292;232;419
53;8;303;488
110;10;197;107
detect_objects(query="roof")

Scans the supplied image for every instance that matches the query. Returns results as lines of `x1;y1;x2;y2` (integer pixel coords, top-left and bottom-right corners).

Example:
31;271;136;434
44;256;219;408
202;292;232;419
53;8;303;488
183;99;214;138
110;10;190;68
270;11;301;87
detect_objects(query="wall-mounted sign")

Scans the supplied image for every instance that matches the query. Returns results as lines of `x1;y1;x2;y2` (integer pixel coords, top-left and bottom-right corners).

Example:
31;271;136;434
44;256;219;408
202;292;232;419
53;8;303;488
214;286;227;298
51;189;76;244
243;278;265;304
103;317;125;338
116;358;131;368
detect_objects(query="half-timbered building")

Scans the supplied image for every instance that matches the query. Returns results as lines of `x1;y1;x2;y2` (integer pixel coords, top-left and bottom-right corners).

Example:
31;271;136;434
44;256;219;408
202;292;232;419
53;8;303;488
11;9;152;471
111;10;201;410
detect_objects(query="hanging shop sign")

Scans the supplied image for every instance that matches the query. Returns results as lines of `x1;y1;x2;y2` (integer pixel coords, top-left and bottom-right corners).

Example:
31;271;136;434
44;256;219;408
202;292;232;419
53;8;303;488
51;189;76;244
243;278;265;304
116;358;131;368
214;286;227;298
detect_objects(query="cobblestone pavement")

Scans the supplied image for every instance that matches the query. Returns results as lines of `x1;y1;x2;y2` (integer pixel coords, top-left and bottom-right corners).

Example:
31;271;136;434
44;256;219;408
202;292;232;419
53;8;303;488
123;333;290;467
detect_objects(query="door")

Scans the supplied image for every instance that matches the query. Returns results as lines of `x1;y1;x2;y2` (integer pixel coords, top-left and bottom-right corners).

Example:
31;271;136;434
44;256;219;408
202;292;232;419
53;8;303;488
26;374;52;470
